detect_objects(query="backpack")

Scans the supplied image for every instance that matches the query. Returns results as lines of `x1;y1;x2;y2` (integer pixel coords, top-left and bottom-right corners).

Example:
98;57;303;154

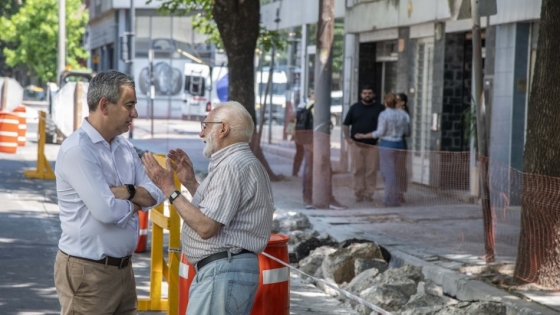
294;103;314;144
295;103;314;131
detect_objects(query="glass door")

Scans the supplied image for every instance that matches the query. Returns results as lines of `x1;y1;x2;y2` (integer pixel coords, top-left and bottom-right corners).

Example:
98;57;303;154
412;38;434;185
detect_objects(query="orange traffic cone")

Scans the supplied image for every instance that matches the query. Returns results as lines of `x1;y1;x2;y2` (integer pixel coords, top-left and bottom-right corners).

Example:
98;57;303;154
12;106;26;146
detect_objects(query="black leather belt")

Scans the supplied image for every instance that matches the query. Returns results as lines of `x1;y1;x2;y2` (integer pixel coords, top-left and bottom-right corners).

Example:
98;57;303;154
196;249;254;271
60;250;131;269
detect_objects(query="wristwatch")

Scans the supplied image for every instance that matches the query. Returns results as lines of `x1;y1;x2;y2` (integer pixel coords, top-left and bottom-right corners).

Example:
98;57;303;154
169;190;181;204
126;184;136;200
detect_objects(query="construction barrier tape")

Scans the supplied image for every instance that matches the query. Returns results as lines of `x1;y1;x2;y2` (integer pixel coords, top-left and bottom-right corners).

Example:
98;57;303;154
261;251;393;315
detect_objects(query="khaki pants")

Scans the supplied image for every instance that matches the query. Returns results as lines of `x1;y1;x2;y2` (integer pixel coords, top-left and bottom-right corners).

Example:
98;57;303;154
54;251;137;315
349;142;379;198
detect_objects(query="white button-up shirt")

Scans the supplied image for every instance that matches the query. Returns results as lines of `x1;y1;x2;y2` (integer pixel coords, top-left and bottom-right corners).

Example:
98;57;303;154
55;118;164;260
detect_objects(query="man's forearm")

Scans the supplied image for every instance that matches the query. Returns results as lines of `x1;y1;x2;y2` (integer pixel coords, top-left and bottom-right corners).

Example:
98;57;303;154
131;186;157;207
183;181;199;197
343;125;350;139
161;184;221;239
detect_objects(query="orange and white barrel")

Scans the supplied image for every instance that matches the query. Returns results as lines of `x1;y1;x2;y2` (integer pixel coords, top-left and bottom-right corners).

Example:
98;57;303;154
0;112;19;154
134;210;149;253
178;252;195;315
12;106;26;146
177;234;291;315
251;234;290;315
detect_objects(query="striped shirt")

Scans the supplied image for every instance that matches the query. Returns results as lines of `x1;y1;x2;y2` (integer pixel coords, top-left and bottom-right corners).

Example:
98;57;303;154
372;108;410;142
181;142;275;264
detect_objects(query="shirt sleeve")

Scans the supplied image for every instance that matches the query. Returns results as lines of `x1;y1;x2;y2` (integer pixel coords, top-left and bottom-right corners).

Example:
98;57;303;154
59;146;134;228
343;105;354;126
372;112;387;138
198;164;241;226
131;147;166;211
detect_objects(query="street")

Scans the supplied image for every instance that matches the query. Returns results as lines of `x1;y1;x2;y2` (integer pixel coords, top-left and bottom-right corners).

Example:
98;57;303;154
0;109;358;315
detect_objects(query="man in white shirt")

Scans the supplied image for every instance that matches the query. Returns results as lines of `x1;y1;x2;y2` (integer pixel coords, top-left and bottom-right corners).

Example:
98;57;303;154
53;70;165;315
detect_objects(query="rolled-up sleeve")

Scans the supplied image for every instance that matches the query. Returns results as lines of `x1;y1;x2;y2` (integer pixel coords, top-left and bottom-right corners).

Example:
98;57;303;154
59;146;134;228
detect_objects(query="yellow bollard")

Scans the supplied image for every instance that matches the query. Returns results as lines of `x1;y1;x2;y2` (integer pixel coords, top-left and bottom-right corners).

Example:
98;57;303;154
24;111;55;180
138;154;181;315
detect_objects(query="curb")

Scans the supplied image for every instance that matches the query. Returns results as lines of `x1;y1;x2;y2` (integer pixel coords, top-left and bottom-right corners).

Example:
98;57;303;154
292;211;557;315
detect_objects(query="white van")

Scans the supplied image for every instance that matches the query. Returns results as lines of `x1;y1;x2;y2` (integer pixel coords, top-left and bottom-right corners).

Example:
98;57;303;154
182;63;228;121
255;70;288;124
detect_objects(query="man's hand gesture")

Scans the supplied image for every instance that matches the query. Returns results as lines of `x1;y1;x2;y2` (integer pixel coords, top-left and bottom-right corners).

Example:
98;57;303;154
168;148;199;195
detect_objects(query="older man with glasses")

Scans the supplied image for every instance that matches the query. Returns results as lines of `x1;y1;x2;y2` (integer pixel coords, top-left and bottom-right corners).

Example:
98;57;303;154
142;101;275;315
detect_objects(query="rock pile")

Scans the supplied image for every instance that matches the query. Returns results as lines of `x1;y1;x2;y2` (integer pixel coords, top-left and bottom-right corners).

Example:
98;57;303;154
273;212;511;315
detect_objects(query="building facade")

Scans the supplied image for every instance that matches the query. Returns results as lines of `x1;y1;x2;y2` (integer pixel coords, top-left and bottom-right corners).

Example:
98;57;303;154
86;0;219;119
261;0;541;197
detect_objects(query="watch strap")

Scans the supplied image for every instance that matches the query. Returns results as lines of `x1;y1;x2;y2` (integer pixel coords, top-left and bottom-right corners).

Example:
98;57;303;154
169;190;181;204
126;184;136;200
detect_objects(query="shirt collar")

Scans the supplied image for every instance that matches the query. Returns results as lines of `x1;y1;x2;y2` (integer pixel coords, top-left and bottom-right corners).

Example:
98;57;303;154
81;118;122;147
209;142;250;170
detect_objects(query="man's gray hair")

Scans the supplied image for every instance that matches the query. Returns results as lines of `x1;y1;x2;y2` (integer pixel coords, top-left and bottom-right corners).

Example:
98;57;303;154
87;70;135;111
212;101;255;142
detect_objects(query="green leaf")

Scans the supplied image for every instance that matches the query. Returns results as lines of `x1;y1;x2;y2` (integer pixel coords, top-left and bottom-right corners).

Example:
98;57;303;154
0;0;89;83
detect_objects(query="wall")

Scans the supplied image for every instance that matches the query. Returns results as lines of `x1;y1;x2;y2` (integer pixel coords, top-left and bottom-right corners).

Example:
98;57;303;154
439;32;470;152
260;0;346;30
490;23;529;171
357;43;377;99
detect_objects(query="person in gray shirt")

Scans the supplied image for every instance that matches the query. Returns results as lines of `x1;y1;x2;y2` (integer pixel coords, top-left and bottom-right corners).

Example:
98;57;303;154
356;93;410;207
142;101;275;315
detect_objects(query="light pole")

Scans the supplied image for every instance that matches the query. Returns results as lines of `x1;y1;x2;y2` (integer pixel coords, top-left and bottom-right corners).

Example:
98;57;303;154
57;0;66;83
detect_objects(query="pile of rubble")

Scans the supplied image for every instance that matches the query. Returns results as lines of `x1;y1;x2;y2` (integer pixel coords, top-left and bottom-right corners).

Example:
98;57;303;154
272;212;517;315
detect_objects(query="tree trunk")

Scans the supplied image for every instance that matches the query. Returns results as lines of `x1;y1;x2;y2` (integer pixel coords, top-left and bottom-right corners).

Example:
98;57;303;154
471;0;495;263
515;0;560;289
213;0;281;181
312;0;334;208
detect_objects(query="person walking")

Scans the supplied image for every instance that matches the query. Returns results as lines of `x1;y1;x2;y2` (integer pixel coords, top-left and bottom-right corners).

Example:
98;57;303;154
355;93;410;207
342;85;386;202
141;101;275;315
53;70;165;315
295;92;347;210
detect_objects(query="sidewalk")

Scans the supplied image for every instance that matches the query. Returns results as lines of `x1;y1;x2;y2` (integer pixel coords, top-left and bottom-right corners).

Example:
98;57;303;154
260;140;560;315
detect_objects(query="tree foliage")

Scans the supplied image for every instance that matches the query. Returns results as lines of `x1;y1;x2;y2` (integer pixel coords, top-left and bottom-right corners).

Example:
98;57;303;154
0;0;88;83
0;0;23;77
148;0;284;53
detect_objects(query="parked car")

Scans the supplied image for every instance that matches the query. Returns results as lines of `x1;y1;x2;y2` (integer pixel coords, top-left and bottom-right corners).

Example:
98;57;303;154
23;85;46;101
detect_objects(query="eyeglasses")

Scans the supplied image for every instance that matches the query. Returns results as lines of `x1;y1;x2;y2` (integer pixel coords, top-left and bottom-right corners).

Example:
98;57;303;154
201;121;223;130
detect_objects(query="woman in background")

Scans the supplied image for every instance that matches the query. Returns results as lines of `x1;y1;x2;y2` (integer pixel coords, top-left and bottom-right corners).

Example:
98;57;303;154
396;93;409;203
355;93;410;207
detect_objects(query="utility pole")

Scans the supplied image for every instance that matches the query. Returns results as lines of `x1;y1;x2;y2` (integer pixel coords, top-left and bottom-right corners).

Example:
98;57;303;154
129;0;135;78
312;0;334;208
471;0;495;262
57;0;66;83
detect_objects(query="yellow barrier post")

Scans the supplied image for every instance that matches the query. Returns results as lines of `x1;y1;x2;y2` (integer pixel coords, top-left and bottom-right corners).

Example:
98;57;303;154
24;111;55;180
138;154;181;315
